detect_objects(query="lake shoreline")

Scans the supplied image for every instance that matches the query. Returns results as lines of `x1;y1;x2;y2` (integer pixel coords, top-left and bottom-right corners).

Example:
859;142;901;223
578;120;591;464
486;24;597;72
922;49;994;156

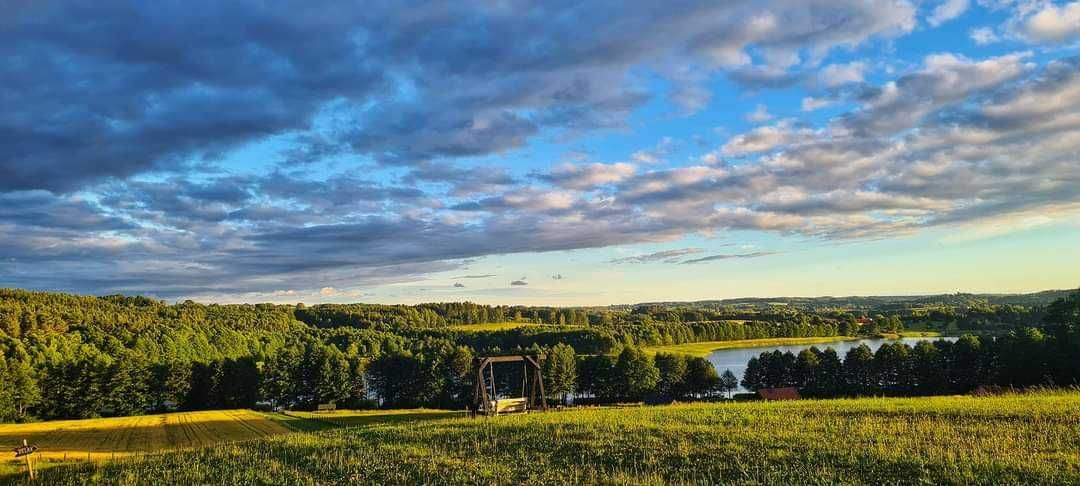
700;335;961;393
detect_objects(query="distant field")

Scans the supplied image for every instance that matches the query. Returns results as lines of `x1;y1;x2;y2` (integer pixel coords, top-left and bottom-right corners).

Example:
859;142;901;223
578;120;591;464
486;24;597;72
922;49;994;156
645;336;858;357
14;391;1079;485
0;408;467;478
447;321;541;332
0;409;316;476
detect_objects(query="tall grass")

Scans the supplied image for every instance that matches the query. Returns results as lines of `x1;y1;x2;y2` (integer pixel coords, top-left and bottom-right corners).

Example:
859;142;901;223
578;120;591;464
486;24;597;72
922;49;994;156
7;391;1079;485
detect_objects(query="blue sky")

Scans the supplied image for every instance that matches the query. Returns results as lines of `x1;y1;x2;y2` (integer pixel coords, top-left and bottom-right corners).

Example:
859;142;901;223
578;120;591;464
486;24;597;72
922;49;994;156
1;0;1078;304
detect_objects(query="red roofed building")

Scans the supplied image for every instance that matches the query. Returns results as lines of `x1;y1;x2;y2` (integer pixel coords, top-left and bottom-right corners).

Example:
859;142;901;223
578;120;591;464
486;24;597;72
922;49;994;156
757;387;801;400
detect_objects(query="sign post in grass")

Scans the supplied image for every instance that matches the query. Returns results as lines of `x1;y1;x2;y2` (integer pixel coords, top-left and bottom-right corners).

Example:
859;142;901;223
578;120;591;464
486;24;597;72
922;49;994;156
14;439;38;480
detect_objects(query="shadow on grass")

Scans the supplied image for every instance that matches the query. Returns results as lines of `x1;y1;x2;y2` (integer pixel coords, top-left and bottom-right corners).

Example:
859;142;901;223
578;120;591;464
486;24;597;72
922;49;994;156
299;410;464;428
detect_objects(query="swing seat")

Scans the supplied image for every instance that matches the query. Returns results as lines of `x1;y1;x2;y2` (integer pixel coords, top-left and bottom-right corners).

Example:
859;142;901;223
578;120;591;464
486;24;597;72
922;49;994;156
491;397;528;414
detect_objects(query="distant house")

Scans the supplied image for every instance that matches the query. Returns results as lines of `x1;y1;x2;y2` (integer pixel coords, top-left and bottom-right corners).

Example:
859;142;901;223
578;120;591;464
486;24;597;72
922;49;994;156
757;387;801;400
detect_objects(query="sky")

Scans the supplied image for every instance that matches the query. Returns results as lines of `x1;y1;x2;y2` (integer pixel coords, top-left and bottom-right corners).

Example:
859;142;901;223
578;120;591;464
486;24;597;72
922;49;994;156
1;0;1079;305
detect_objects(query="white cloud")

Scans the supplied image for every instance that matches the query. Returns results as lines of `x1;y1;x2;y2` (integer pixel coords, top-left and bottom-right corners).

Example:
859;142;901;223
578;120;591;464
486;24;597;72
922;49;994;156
801;96;835;111
319;287;365;298
721;121;815;156
745;104;774;123
970;27;999;45
630;137;677;165
819;62;866;87
1021;2;1080;43
545;163;637;190
928;0;970;27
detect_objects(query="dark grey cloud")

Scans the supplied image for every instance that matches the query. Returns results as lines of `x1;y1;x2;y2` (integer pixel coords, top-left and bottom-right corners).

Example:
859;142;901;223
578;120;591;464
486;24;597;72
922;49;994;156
454;274;496;279
839;52;1031;136
0;191;131;231
609;248;705;264
727;66;804;89
681;251;779;264
538;163;637;190
1;0;916;193
1;2;387;192
4;2;1076;301
453;282;466;288
510;280;528;286
6;50;1076;298
403;161;518;196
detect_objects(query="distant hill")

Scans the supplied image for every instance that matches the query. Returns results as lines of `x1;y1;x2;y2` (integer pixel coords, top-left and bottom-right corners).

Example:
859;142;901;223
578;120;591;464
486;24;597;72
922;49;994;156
624;289;1076;311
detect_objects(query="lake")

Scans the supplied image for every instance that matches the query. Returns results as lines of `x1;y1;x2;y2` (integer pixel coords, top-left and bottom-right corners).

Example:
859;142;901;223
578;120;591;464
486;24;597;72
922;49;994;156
707;336;959;393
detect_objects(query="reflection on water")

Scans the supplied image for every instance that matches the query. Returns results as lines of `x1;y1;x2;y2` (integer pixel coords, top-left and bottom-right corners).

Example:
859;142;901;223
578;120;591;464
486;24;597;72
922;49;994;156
707;336;959;393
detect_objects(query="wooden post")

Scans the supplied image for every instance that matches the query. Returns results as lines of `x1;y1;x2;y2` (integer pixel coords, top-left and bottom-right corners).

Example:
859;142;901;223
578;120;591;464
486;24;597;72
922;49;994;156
23;439;35;480
536;360;547;411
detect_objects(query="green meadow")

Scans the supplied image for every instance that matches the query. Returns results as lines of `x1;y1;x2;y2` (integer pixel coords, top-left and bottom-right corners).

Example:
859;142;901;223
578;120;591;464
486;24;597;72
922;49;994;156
7;391;1078;485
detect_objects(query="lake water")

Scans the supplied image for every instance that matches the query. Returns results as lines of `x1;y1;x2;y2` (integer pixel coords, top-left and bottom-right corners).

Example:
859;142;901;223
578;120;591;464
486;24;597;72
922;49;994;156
707;336;959;393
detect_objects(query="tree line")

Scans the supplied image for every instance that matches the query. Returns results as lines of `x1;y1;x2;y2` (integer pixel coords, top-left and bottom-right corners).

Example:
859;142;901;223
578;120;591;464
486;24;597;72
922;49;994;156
741;293;1080;397
0;288;1073;422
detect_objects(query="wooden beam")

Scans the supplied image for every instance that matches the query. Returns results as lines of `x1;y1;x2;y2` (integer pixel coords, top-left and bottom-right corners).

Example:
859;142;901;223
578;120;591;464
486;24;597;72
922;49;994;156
488;361;497;403
476;354;547;364
536;366;547;411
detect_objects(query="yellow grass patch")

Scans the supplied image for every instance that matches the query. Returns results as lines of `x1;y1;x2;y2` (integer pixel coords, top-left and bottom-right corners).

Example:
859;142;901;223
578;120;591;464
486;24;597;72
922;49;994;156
0;409;292;465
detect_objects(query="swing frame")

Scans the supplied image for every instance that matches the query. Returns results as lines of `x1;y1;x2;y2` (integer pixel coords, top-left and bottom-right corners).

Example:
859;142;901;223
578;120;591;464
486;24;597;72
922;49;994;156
472;354;548;416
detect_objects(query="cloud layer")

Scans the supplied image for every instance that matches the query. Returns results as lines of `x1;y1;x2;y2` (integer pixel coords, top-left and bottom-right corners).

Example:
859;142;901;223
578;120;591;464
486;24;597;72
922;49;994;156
1;1;1077;300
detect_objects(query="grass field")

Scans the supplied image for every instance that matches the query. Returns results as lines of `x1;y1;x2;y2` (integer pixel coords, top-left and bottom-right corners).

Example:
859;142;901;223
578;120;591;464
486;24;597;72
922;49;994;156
8;391;1078;485
0;409;312;476
285;408;463;428
644;336;859;357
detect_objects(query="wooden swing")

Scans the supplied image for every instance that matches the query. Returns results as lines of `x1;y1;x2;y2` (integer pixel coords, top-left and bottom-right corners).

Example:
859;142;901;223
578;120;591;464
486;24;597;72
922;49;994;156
472;354;547;415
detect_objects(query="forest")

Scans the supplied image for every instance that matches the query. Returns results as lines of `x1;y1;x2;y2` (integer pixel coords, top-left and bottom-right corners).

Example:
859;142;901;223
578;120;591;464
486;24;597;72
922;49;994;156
0;288;1074;422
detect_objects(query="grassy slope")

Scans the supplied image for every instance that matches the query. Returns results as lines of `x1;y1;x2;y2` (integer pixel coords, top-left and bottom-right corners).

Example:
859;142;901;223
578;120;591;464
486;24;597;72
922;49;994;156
12;391;1079;485
644;336;860;357
0;408;466;478
285;408;464;428
0;409;309;476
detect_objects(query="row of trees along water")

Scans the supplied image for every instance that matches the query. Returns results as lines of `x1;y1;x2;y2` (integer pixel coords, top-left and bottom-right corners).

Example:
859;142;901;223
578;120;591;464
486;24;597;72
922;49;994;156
0;288;1072;421
742;293;1080;396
